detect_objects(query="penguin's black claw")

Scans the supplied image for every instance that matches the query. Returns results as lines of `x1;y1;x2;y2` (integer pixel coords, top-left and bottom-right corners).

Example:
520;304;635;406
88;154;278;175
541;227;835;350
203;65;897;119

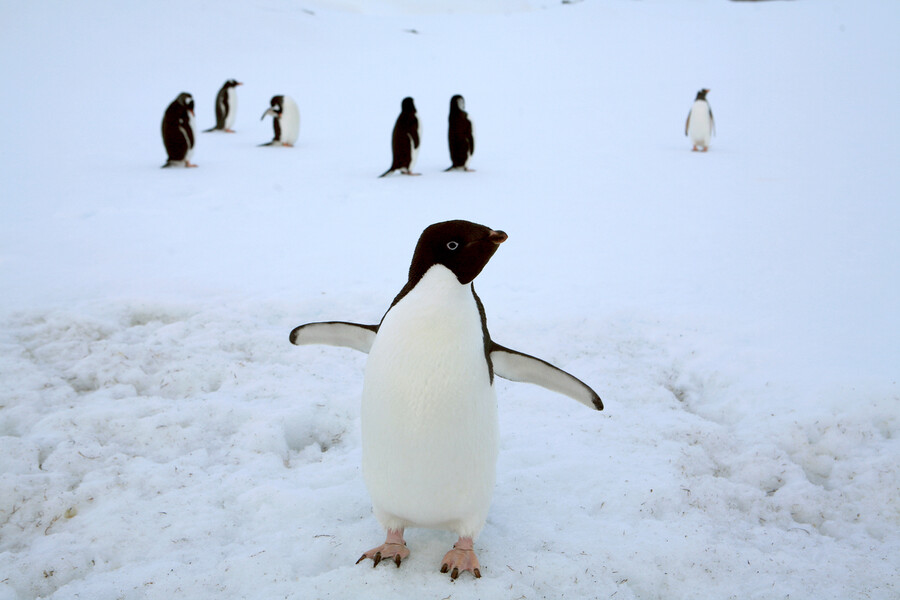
372;551;382;567
440;563;449;574
394;554;402;568
450;567;460;580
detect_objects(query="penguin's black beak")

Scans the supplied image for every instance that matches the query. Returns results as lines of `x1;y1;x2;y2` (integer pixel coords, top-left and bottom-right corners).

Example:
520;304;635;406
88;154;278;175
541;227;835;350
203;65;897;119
489;230;508;245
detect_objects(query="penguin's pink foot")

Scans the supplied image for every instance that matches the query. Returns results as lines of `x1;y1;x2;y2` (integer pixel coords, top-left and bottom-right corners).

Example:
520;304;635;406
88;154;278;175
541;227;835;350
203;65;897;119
692;145;699;152
357;529;409;568
282;142;294;147
186;161;198;168
225;129;236;133
440;537;481;579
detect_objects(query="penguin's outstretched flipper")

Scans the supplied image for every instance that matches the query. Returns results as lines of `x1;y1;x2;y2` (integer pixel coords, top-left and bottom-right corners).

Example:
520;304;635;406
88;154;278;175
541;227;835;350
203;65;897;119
490;343;603;410
290;321;379;353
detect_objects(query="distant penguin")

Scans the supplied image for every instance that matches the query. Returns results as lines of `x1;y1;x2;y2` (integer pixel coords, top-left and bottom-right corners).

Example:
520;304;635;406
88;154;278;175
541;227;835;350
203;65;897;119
446;94;475;171
379;97;421;177
685;88;715;152
290;220;602;579
161;92;197;168
259;95;300;147
204;79;242;132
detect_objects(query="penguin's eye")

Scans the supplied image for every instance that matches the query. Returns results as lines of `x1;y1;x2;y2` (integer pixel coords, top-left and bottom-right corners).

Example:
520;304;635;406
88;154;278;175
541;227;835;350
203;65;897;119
446;241;459;251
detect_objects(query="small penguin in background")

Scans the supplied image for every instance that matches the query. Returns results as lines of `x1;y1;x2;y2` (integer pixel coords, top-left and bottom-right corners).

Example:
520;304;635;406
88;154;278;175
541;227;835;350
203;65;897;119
290;220;602;579
161;92;197;168
259;95;300;147
204;79;242;132
379;97;421;177
685;88;715;152
446;94;475;171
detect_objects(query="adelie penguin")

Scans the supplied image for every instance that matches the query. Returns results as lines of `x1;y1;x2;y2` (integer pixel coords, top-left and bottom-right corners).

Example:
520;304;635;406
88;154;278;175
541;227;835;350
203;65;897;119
290;220;602;579
685;88;715;152
161;92;197;168
379;97;421;177
259;95;300;147
204;79;242;133
446;94;475;172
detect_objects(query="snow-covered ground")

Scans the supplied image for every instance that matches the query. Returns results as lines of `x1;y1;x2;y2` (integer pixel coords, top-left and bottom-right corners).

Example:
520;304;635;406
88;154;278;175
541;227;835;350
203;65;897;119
1;1;898;598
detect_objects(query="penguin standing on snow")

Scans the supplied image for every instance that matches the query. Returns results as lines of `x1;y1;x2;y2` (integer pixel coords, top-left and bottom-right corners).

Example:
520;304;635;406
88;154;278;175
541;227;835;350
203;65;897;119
685;88;715;152
204;79;242;133
259;95;300;147
161;92;197;168
290;220;602;579
379;97;421;177
446;94;475;171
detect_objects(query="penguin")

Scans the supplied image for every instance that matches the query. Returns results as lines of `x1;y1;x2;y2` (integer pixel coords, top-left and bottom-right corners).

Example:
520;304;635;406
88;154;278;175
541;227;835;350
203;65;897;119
204;79;242;132
379;97;421;177
685;88;715;152
161;92;197;168
259;95;300;147
446;94;475;171
289;220;602;579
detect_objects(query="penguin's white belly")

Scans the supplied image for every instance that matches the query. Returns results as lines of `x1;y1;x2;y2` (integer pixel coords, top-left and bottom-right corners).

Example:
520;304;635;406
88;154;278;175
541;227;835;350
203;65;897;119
224;88;238;129
280;97;300;145
361;266;498;538
182;112;195;161
408;122;421;169
688;101;711;146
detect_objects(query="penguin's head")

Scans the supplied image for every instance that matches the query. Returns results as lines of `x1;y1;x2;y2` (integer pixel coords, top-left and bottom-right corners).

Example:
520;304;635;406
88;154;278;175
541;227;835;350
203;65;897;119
261;95;284;120
695;88;710;101
450;94;465;113
225;79;243;88
401;97;416;114
176;92;195;115
409;220;508;285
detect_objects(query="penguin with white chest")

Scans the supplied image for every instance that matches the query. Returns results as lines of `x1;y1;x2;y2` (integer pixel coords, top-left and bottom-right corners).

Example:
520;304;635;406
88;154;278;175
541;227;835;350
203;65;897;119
379;97;421;177
685;88;715;152
259;95;300;147
290;220;603;579
161;92;197;168
446;94;475;171
204;79;242;133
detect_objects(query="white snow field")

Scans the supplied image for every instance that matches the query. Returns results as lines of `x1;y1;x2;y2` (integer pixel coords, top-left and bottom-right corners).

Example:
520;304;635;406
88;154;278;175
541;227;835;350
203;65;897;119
1;0;898;598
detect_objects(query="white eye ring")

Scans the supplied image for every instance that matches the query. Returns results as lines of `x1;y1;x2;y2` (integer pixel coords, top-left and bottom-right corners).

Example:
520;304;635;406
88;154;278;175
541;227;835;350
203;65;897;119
446;241;459;251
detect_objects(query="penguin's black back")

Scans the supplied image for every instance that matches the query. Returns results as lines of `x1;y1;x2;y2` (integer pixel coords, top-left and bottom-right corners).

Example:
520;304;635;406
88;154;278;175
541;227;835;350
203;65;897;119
447;95;473;168
162;93;194;162
389;97;419;170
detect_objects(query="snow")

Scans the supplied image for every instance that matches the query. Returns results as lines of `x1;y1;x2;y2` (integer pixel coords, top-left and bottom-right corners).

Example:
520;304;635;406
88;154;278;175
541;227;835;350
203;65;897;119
1;0;898;598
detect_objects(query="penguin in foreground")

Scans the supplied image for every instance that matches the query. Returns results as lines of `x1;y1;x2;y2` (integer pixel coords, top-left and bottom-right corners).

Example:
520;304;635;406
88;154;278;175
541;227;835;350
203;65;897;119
446;94;475;171
260;95;300;147
161;92;197;168
290;220;603;579
685;88;715;152
204;79;242;133
379;97;421;177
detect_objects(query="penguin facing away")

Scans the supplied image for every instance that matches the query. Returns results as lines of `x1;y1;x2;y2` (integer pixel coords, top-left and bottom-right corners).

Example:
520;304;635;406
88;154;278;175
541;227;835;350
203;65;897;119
446;94;475;172
161;92;197;168
289;220;603;579
685;88;715;152
260;95;300;147
379;97;421;177
204;79;242;133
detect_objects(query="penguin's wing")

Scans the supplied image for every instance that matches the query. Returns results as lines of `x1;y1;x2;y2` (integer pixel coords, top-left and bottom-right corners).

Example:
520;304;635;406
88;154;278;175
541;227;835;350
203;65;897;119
709;107;715;136
685;110;691;136
290;321;378;353
490;342;603;410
